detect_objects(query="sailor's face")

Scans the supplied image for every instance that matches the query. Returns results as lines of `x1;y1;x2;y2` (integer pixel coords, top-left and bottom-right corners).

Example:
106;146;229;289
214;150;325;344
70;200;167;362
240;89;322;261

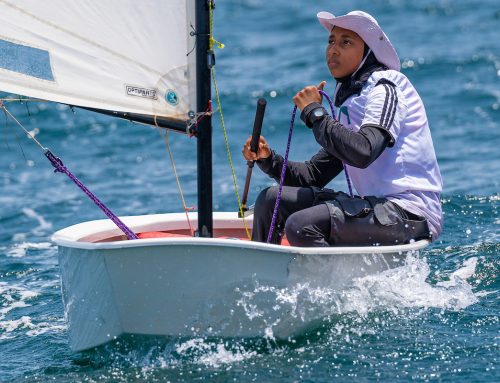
326;26;365;78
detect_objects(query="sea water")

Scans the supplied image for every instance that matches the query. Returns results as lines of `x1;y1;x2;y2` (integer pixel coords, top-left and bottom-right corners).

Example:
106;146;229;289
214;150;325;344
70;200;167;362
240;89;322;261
0;0;498;381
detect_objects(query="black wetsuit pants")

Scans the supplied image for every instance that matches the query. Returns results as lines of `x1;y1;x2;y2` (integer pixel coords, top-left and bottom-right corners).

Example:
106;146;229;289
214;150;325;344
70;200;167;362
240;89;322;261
252;186;431;247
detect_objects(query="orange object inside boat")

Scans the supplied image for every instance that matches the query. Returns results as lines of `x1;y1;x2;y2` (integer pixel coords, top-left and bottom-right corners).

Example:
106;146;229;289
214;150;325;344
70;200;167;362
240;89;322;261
137;231;291;246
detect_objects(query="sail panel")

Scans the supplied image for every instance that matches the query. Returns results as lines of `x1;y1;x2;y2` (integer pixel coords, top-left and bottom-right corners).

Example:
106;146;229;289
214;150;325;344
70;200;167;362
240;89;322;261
0;39;54;81
0;0;197;123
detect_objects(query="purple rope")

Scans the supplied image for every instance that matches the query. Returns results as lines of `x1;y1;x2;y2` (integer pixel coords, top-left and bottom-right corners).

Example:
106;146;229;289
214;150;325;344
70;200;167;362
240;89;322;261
44;149;139;240
266;90;354;243
266;106;297;243
320;90;354;198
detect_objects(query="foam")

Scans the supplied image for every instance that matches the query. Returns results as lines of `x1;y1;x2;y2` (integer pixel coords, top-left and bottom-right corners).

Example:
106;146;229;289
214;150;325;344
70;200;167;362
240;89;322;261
6;241;53;258
0;282;38;316
22;207;52;236
342;255;478;313
175;338;258;368
0;281;66;340
234;254;479;332
0;315;65;340
437;257;478;286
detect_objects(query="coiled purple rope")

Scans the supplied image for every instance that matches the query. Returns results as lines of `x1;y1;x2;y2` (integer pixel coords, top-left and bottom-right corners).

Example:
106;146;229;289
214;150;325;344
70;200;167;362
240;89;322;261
45;149;139;240
266;90;353;243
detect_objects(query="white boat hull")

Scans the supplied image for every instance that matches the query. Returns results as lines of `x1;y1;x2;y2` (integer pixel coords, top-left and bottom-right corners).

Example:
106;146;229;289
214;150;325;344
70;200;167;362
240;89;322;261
53;212;429;351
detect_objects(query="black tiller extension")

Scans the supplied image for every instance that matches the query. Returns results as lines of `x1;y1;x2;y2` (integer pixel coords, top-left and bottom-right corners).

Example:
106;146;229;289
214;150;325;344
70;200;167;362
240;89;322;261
239;98;267;218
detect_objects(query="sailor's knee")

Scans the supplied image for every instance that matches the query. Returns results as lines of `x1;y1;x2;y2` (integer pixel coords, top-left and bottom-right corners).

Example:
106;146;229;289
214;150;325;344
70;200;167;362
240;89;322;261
284;211;305;244
255;186;279;211
324;202;341;241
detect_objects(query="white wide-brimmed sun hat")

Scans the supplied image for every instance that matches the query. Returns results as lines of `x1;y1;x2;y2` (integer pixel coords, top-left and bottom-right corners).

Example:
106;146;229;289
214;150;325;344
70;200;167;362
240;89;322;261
317;10;401;72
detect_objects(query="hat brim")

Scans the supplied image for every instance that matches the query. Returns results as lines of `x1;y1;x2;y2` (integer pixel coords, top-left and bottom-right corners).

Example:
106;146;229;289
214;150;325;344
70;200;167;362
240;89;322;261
317;11;401;71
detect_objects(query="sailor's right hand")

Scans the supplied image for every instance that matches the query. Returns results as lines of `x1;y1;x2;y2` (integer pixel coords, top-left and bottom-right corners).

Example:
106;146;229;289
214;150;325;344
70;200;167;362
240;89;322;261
242;136;271;161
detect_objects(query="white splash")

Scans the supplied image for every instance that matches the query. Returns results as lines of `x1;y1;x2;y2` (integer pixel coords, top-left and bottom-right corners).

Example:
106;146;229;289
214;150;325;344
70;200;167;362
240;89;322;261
175;338;258;368
22;207;52;236
341;255;478;314
437;257;478;287
234;254;479;335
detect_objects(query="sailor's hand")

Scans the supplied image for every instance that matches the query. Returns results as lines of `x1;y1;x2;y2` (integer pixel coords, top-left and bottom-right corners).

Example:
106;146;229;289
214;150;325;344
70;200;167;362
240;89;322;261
293;81;326;111
242;136;271;161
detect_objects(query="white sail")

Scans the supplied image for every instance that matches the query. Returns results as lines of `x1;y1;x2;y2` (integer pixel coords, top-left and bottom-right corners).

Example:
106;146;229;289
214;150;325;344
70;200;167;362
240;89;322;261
0;0;197;123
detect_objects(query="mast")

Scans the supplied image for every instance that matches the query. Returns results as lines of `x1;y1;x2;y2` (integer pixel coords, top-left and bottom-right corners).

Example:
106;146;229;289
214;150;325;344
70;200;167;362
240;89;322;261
195;0;213;237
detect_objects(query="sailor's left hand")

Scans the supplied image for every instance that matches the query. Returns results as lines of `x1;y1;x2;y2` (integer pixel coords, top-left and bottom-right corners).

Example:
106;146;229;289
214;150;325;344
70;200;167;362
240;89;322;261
293;81;326;111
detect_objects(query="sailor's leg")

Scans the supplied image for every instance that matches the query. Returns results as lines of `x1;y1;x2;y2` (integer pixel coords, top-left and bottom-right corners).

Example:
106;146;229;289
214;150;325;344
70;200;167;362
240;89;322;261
328;200;431;246
284;203;331;247
252;186;315;244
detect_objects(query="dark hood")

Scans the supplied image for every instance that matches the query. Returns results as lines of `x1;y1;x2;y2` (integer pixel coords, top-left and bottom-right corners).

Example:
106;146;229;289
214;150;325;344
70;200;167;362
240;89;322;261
334;48;387;107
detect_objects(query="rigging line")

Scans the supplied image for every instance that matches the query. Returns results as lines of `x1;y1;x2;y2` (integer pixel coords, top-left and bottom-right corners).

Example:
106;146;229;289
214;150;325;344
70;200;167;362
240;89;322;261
0;106;20;156
24;100;31;118
8;122;28;162
193;101;213;128
187;24;198;56
209;5;251;240
211;69;250;238
208;3;224;50
187;101;214;137
0;101;46;150
1;107;11;151
154;116;195;237
266;105;296;244
0;101;138;240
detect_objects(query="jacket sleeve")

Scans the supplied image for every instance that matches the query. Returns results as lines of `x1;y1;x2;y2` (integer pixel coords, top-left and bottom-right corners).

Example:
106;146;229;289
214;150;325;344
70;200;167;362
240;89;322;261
301;101;392;169
256;147;343;188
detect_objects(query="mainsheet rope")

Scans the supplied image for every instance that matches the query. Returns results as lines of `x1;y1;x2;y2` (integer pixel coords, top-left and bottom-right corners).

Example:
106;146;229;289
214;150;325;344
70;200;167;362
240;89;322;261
209;2;251;240
0;101;139;240
266;91;354;243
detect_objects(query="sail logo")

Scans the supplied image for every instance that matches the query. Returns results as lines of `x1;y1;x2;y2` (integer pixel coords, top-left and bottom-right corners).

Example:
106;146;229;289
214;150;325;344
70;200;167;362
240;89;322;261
165;90;179;106
125;85;158;99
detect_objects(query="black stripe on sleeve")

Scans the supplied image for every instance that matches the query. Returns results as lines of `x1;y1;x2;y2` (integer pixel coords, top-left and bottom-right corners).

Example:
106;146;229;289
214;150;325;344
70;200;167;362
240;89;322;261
386;86;398;129
383;84;396;128
377;80;398;130
379;84;390;127
381;84;391;127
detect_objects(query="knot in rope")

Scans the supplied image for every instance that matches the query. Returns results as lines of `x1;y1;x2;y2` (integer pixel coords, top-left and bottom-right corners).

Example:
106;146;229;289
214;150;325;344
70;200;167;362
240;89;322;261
44;149;65;173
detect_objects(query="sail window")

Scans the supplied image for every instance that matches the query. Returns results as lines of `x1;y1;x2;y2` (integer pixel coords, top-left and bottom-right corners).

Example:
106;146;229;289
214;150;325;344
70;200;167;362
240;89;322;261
0;39;54;81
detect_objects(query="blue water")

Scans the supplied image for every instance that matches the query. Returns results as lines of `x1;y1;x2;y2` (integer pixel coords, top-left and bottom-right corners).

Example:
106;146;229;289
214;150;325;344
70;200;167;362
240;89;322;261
1;0;499;381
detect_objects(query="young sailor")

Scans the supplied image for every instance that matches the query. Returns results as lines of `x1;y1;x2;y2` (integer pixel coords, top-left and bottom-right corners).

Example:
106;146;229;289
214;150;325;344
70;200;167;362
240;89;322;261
242;10;443;247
